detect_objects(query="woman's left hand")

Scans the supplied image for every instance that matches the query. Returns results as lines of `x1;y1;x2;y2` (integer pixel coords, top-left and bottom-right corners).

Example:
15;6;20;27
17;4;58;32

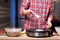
46;15;53;29
46;21;52;29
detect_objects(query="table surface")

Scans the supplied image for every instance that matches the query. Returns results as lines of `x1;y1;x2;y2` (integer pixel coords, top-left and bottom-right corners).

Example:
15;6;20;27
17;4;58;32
0;33;60;40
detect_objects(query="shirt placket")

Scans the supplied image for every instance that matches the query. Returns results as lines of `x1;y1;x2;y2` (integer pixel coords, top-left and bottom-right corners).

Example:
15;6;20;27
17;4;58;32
41;3;45;28
38;0;42;28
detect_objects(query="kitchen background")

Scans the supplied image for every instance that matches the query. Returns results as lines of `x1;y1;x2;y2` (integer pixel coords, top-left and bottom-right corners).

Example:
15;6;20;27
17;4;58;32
0;0;60;31
0;0;10;29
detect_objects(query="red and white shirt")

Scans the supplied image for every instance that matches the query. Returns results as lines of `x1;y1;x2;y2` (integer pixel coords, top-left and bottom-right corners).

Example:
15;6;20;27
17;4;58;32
20;0;54;30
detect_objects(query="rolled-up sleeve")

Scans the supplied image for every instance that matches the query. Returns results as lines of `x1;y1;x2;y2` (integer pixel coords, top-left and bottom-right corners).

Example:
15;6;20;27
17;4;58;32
48;0;54;19
20;0;30;16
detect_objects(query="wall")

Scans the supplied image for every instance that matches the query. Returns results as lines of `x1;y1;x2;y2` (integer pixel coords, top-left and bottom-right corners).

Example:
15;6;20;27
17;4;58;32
54;0;60;21
0;0;10;28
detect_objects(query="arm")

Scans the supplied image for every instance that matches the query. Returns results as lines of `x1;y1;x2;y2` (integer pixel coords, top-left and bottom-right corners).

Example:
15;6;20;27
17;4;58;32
20;0;30;16
46;0;54;29
47;0;54;22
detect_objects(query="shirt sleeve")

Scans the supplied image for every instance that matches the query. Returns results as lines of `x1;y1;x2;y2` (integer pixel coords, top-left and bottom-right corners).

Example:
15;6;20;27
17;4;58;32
20;0;30;16
48;0;54;19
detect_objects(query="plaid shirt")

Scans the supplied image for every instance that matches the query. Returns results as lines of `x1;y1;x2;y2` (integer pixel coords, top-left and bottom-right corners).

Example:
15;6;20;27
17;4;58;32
20;0;54;30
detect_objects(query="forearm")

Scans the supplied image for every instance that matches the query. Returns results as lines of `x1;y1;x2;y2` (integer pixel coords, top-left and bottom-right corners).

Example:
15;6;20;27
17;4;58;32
48;0;54;22
23;10;32;15
48;15;53;22
20;0;30;16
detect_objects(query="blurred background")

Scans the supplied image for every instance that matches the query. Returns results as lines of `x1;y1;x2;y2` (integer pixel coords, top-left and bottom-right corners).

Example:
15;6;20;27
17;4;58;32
0;0;60;31
0;0;10;28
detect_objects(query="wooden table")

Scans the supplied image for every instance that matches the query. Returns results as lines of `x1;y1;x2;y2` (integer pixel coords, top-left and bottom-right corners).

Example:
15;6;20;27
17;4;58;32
0;33;60;40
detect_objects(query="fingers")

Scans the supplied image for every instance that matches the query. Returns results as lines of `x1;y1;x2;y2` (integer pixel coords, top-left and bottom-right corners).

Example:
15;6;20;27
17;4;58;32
46;24;52;29
28;9;40;18
46;22;52;29
23;10;32;15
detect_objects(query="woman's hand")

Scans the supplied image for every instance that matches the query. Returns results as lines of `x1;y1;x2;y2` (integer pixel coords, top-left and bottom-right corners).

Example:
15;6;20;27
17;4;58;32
23;10;32;15
46;15;53;29
23;9;32;15
46;21;52;29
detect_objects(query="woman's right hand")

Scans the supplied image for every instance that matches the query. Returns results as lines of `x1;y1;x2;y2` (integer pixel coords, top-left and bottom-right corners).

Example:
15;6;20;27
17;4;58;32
23;10;32;15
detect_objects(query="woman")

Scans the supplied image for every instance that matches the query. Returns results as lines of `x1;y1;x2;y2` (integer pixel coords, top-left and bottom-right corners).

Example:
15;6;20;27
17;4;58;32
20;0;54;30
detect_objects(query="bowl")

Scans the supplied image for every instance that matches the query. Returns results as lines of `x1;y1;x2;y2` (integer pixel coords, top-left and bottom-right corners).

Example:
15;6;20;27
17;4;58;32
55;27;60;35
5;28;22;37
